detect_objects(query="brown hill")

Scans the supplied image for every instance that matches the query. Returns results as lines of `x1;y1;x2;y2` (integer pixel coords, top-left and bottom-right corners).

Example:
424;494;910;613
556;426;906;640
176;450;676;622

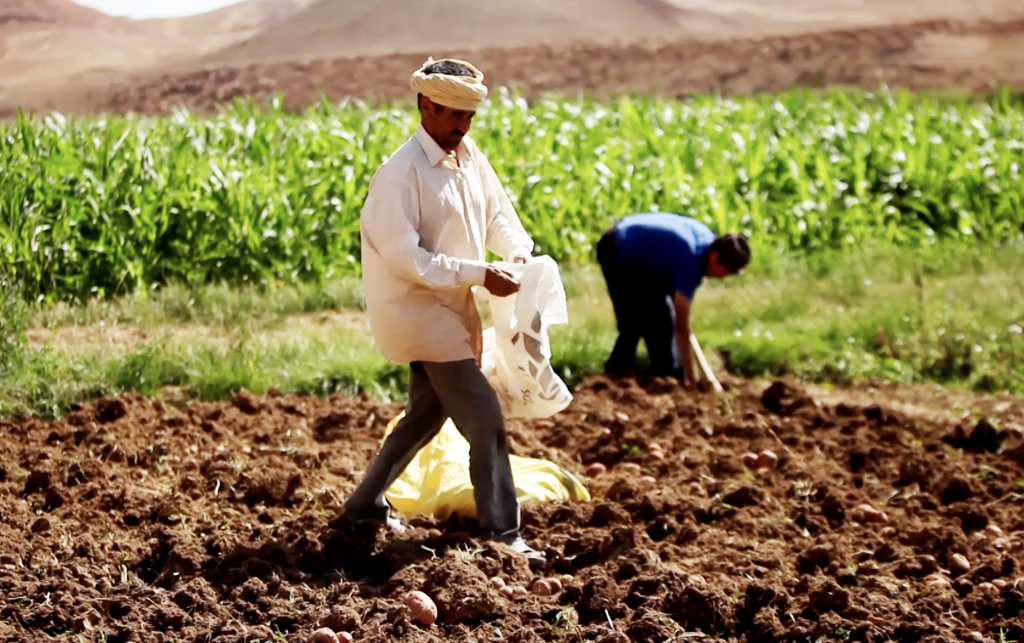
0;0;111;27
0;0;315;90
208;0;754;66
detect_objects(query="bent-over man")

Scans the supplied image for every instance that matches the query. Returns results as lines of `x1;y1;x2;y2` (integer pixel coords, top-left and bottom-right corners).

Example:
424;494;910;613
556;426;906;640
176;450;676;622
596;212;750;387
340;58;546;566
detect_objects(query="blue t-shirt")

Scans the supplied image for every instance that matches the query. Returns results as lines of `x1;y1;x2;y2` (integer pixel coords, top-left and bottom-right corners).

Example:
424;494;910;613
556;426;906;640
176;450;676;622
612;212;716;299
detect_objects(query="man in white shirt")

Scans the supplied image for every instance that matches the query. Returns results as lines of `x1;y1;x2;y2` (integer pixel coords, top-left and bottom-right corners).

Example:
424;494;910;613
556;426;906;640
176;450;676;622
340;58;546;567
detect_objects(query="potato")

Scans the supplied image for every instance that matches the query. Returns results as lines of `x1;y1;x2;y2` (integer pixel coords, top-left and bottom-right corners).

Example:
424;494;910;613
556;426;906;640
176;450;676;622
560;574;574;585
586;462;607;478
403;591;437;626
949;553;971;575
621;463;642;475
976;582;997;594
512;586;529;598
490;577;506;589
499;586;516;599
742;452;759;469
338;634;354;643
756;450;779;470
992;579;1008;591
852;504;888;524
532;579;552;596
545;578;562;592
311;628;340;643
924;574;950;587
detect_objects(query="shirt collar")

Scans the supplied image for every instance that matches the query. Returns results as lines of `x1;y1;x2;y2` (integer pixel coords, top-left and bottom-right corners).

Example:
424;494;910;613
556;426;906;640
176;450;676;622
414;123;467;168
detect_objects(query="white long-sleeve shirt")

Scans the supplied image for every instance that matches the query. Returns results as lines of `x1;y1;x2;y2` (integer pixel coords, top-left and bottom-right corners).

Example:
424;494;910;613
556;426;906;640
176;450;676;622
360;124;534;364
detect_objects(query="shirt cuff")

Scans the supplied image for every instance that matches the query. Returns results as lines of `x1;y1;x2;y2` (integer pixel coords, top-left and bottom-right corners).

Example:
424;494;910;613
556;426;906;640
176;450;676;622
457;260;489;287
506;246;531;263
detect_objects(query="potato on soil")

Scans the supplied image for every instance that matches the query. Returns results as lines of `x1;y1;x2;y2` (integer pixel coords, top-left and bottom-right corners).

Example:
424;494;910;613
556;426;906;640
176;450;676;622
311;628;340;643
949;553;971;575
532;579;552;596
490;577;506;589
852;504;888;524
545;578;563;592
338;634;353;643
742;452;759;468
499;586;516;599
404;591;437;626
992;579;1008;591
756;450;779;470
621;462;642;474
560;574;574;585
512;586;529;598
586;462;607;477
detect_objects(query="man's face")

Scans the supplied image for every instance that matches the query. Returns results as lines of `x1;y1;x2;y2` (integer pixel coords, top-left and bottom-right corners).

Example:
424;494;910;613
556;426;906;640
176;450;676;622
420;96;475;152
706;251;738;279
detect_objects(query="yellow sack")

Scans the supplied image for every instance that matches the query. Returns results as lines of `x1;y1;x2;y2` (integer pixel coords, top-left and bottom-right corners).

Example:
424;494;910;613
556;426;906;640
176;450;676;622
382;411;591;521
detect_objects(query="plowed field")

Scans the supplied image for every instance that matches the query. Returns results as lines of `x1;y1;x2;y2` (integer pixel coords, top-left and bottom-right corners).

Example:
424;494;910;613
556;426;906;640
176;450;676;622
2;375;1023;642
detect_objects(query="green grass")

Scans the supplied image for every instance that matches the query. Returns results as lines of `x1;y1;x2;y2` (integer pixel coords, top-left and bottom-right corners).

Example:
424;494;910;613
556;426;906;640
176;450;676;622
3;240;1021;418
1;87;1023;303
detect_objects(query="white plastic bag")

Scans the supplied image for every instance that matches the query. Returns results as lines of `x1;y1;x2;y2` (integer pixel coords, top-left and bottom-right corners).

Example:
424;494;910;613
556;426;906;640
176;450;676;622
474;255;573;419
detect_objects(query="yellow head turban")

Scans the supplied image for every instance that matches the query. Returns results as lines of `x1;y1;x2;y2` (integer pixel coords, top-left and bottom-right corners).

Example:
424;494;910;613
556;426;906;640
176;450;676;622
410;58;488;112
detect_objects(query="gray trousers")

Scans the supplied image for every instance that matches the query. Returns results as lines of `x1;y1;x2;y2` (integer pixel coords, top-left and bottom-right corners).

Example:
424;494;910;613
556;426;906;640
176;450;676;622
343;359;521;539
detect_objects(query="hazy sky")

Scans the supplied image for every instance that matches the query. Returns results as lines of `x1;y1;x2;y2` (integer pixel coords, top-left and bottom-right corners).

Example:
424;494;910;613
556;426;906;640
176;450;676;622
71;0;245;19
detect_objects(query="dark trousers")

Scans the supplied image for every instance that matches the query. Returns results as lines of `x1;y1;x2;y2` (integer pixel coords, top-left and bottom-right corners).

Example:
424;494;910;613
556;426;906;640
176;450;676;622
343;359;521;539
596;230;681;377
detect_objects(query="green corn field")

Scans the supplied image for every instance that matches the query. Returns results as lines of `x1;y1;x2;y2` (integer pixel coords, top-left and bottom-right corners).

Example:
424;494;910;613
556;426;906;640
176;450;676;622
1;88;1022;304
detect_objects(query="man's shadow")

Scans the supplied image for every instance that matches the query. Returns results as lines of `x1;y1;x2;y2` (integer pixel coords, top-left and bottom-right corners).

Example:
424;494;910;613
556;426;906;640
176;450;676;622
189;513;482;592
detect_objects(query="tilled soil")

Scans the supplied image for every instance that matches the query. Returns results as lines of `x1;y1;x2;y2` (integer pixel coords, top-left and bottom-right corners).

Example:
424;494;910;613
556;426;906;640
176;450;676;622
1;376;1023;643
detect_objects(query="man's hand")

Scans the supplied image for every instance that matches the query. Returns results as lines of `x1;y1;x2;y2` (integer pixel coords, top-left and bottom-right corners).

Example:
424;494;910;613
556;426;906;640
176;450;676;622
484;266;521;297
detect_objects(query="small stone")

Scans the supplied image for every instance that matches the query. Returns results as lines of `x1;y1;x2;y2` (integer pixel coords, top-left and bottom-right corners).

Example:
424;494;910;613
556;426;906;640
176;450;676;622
640;476;657;484
649;450;665;461
742;453;759;468
976;582;997;594
756;450;779;470
621;463;642;475
868;615;886;627
490;577;505;589
31;518;51;534
614;412;629;422
992;579;1008;591
599;428;613;441
586;463;607;478
689;574;706;586
648;443;663;452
